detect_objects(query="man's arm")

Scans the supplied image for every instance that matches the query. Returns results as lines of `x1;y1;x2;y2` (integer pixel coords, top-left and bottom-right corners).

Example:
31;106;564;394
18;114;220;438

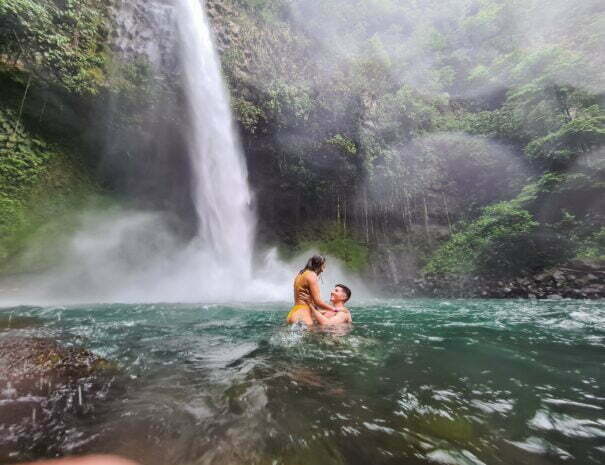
311;307;350;325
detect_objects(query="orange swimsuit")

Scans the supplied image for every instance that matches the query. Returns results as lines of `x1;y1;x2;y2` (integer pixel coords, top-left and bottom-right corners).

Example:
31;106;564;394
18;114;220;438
287;271;314;322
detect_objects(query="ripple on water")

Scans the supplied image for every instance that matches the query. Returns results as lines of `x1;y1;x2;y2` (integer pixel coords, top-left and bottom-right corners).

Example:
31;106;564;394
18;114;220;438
470;398;515;414
425;449;486;465
529;409;605;438
506;436;573;460
1;299;604;465
542;397;603;410
202;341;259;367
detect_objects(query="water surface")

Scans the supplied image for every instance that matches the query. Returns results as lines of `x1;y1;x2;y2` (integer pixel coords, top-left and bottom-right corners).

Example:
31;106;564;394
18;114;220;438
1;299;604;465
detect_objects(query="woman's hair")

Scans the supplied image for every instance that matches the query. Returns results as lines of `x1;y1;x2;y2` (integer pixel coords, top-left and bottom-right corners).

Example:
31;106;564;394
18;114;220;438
300;255;326;275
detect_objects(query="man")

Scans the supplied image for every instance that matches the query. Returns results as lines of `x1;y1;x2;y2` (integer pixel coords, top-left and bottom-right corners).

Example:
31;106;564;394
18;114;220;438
311;284;352;325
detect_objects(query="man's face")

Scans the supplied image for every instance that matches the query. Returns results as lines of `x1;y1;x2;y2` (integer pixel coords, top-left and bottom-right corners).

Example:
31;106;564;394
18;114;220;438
330;286;347;304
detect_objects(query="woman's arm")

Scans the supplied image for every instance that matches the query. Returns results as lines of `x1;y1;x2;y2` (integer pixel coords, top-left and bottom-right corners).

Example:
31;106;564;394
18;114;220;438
307;273;336;312
310;306;332;325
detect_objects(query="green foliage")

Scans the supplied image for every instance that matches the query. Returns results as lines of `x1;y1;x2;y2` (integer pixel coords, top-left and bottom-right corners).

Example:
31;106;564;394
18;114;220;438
425;162;604;277
424;201;570;276
457;108;521;141
326;134;357;156
0;105;103;270
234;0;289;23
265;80;314;127
0;108;50;196
294;225;369;272
0;0;109;95
577;228;605;259
0;194;25;253
525;105;605;167
232;97;265;133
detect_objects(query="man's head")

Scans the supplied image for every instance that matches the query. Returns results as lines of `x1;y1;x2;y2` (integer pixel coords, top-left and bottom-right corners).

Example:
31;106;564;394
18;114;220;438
330;284;351;304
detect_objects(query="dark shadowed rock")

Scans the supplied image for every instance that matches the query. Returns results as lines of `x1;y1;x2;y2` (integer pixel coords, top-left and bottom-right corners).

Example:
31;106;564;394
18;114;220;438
552;270;566;285
0;337;114;390
0;338;118;461
411;259;605;299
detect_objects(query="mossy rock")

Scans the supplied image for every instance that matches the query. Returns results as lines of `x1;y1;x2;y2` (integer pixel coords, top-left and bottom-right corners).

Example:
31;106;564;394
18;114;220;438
0;337;118;390
0;336;121;461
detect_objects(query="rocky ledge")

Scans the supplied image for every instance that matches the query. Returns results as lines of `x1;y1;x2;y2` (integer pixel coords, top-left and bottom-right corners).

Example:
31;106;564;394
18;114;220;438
0;337;118;460
411;258;605;299
0;337;114;387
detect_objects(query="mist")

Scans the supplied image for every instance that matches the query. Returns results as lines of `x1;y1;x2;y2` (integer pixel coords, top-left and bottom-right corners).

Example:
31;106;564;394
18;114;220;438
275;0;605;97
0;208;369;306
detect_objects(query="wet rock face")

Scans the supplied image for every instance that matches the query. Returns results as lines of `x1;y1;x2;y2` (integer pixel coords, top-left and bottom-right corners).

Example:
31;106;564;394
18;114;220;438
107;0;178;70
0;337;113;388
0;338;117;461
206;0;240;51
106;0;240;69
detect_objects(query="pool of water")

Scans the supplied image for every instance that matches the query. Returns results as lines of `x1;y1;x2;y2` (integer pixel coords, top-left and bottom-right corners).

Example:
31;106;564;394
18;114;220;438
1;299;604;465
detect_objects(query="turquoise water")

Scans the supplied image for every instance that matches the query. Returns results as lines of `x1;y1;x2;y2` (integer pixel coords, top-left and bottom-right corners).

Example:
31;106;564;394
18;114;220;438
1;299;604;465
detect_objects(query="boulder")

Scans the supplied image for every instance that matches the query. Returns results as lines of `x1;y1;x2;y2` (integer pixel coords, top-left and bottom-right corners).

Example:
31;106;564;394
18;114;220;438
0;337;114;390
552;270;566;284
534;272;553;284
586;273;599;283
0;337;118;460
567;258;605;271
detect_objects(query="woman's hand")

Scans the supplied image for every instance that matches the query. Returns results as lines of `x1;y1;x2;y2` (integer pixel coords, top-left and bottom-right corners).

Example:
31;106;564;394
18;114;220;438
307;272;335;312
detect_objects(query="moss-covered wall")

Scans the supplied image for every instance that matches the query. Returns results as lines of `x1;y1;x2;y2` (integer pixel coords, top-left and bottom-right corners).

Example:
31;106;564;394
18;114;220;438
0;101;105;272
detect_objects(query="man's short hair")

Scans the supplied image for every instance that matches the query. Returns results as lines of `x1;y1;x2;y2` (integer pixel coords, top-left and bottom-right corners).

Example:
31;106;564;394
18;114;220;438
336;284;351;302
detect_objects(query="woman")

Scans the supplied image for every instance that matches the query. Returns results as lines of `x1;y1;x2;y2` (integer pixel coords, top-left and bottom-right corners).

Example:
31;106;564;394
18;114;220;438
287;255;336;325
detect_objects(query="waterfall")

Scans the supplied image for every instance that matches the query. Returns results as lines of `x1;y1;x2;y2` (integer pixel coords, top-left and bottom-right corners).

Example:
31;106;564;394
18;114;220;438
175;0;255;277
0;0;363;306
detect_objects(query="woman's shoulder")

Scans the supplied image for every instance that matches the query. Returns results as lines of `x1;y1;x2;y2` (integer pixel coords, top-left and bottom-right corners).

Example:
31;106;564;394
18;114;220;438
301;269;317;278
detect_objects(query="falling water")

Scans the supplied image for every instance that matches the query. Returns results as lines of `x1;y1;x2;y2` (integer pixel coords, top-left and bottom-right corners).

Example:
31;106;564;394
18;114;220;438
175;0;255;277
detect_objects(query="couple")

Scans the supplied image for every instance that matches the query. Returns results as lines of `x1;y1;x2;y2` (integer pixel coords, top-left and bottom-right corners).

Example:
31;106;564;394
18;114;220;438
287;255;352;326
